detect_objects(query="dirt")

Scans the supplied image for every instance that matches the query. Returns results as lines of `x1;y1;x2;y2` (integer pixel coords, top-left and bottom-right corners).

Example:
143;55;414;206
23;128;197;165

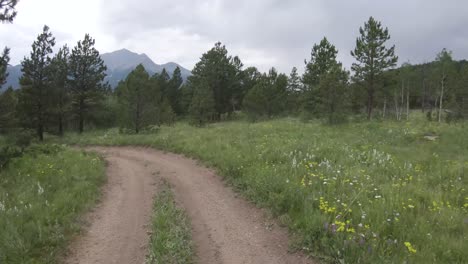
64;146;314;264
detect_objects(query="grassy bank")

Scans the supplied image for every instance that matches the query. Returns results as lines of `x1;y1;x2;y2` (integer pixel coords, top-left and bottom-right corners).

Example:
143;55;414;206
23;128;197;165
59;117;468;263
147;182;193;264
0;144;105;263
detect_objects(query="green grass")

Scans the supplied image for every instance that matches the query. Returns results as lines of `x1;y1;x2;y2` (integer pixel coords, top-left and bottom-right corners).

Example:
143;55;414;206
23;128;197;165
147;182;194;264
0;144;105;263
58;114;468;263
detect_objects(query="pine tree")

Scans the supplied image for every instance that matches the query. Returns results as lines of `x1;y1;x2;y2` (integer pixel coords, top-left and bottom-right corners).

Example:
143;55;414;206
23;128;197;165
351;17;398;120
167;66;183;115
317;64;350;124
68;34;107;133
0;47;9;88
18;25;55;141
49;45;70;135
302;37;340;117
116;64;153;133
243;68;288;120
0;87;17;131
0;0;18;22
1;0;18;88
286;67;302;114
189;81;215;126
189;42;243;120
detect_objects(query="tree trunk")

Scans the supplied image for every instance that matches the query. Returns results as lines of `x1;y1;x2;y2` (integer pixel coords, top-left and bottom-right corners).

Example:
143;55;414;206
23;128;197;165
58;115;63;137
38;123;43;141
400;80;404;121
439;77;445;123
422;79;426;113
406;80;410;120
382;97;387;119
367;77;374;120
394;90;399;120
79;98;84;134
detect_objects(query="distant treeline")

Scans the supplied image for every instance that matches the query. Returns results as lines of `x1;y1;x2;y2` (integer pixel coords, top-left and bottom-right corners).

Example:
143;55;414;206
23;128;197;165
1;11;468;142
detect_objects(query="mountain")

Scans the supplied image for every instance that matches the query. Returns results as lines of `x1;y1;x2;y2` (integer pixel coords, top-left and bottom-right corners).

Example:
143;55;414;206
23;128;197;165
2;64;21;90
101;49;192;88
2;49;192;90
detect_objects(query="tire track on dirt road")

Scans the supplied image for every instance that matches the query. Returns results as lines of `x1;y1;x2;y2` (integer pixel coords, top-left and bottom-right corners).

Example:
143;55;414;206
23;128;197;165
64;146;314;264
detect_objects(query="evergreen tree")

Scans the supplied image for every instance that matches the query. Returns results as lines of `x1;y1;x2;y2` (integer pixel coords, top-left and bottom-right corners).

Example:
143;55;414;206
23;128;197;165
0;87;17;131
0;47;9;87
167;66;183;115
1;0;18;88
351;17;398;120
288;67;302;92
189;81;215;126
243;68;288;120
49;45;70;135
316;64;350;124
302;37;340;117
18;25;55;141
0;0;18;22
178;83;193;116
116;64;153;133
286;67;302;114
189;42;243;120
68;34;107;133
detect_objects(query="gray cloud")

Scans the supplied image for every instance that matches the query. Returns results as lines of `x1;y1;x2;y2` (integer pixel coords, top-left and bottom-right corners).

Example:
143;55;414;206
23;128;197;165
3;0;468;73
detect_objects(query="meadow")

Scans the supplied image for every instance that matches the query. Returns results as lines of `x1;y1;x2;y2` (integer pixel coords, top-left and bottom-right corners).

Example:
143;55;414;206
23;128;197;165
60;113;468;263
0;144;105;263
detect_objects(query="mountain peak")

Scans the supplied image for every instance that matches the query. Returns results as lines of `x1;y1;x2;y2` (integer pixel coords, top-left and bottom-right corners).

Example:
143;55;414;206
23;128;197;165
100;49;192;88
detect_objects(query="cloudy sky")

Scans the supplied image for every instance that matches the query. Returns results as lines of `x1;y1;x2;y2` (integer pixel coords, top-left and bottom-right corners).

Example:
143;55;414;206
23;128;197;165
1;0;468;73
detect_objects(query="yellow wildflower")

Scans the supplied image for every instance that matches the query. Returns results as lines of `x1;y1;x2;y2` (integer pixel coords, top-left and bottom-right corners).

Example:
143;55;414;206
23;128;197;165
404;242;417;254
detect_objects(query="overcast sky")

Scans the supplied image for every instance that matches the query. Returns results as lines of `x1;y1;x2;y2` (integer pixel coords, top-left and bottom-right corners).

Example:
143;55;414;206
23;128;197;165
1;0;468;73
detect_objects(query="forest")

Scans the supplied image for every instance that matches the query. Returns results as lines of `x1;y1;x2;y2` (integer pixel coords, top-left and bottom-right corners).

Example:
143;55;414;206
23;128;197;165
1;16;468;143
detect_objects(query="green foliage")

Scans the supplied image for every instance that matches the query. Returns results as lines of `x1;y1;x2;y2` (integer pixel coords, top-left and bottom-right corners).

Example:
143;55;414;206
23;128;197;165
167;66;183;115
68;34;107;133
189;81;215;126
0;47;10;87
116;64;156;133
60;117;468;263
48;45;70;136
188;42;244;120
147;182;194;264
351;17;398;120
18;25;56;141
0;146;105;263
301;38;350;123
243;68;288;120
0;87;17;131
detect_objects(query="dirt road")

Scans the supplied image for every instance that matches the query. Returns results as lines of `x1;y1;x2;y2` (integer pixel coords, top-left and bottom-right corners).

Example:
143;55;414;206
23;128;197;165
64;146;313;264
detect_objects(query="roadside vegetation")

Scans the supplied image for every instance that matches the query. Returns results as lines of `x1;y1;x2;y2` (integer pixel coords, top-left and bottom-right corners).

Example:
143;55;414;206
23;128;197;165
0;144;105;263
59;114;468;263
147;182;194;264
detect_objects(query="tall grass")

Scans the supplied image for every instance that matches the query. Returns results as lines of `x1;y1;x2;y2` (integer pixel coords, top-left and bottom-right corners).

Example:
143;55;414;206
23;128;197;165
146;182;194;264
59;115;468;263
0;144;105;263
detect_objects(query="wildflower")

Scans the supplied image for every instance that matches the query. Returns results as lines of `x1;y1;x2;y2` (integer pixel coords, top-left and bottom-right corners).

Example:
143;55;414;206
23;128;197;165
404;242;417;254
408;204;415;209
374;195;382;199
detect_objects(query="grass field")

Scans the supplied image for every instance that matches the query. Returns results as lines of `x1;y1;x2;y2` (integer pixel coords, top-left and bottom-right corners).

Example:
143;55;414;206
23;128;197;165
147;182;194;264
0;144;105;263
60;115;468;263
